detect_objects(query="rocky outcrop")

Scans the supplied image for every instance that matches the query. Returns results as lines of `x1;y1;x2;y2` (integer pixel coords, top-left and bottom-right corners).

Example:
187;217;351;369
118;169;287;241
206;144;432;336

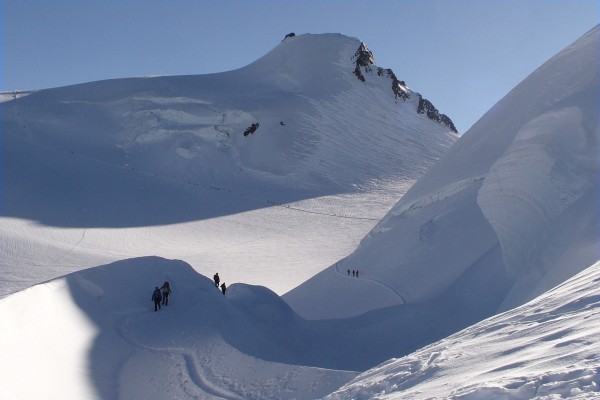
417;95;457;133
377;67;410;101
282;32;296;42
243;122;260;137
352;43;376;82
351;42;456;132
354;43;408;101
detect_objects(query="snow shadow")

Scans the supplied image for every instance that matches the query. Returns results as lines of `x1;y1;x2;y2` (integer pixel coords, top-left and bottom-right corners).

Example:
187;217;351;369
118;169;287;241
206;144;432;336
3;131;329;228
64;257;480;398
64;257;223;399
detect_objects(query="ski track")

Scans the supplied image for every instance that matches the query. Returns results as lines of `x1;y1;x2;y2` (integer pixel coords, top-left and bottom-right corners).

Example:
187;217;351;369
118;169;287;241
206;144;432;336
334;262;408;304
113;311;244;400
50;228;88;266
181;353;246;400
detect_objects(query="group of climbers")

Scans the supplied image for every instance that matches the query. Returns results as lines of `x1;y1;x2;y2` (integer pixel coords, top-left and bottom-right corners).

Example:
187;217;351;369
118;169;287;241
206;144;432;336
150;272;228;311
151;281;171;311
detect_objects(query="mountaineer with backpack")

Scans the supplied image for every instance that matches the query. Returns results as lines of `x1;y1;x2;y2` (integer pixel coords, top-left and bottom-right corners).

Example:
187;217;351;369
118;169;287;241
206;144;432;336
151;287;162;311
161;281;171;306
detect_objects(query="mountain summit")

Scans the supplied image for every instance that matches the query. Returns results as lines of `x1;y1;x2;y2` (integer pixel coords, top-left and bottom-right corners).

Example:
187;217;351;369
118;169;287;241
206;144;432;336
1;33;457;297
4;33;456;197
352;40;457;132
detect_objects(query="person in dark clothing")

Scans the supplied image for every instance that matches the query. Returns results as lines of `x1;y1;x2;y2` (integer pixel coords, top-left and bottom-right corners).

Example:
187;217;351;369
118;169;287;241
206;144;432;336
213;273;220;288
352;270;356;277
161;281;171;306
356;270;359;278
347;269;350;276
151;287;162;311
220;282;227;295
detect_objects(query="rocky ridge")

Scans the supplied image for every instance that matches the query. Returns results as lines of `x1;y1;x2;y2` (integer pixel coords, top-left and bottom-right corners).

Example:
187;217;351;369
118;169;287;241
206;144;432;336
352;42;457;133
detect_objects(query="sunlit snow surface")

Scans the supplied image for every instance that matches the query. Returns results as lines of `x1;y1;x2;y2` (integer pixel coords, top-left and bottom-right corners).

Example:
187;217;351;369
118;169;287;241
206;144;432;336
0;33;455;298
1;27;599;400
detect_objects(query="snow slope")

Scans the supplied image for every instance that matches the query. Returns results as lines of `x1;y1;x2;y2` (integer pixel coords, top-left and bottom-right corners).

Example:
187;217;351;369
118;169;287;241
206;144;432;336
0;256;467;399
285;26;599;321
325;260;600;400
0;257;355;399
0;33;457;298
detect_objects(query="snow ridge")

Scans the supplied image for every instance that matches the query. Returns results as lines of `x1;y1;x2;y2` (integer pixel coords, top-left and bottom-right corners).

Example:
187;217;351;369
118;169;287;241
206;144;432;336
325;261;600;400
286;25;599;328
351;40;457;132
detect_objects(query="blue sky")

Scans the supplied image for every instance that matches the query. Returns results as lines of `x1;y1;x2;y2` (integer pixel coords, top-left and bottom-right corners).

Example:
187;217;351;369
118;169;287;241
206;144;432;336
2;0;597;133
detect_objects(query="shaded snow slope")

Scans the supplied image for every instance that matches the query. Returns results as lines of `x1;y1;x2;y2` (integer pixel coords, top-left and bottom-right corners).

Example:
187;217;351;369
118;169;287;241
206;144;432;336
325;260;600;400
0;257;354;399
4;258;597;399
0;257;469;399
0;33;457;297
285;26;599;320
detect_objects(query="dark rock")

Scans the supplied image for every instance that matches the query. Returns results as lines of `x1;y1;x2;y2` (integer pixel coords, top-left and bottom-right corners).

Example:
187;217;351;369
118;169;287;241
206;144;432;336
377;67;410;101
243;122;260;137
282;33;296;42
417;95;457;133
352;43;375;82
352;41;457;132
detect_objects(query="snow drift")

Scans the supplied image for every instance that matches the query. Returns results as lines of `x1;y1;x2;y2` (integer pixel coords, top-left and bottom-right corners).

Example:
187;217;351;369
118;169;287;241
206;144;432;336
325;260;600;400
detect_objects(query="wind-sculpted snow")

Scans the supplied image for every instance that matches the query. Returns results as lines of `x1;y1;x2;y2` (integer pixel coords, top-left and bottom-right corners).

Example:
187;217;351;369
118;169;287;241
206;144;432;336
478;106;596;278
286;25;599;324
387;175;485;219
286;177;503;319
475;25;599;308
4;256;597;399
324;261;600;400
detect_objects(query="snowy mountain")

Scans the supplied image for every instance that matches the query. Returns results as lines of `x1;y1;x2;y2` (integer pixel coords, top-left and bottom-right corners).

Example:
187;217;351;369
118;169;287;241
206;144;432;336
1;26;598;400
1;33;457;298
285;26;599;325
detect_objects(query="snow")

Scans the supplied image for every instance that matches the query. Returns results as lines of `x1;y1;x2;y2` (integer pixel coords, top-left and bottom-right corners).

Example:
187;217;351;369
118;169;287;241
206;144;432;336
285;25;599;321
324;261;600;400
0;257;358;399
1;32;455;299
1;26;599;399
